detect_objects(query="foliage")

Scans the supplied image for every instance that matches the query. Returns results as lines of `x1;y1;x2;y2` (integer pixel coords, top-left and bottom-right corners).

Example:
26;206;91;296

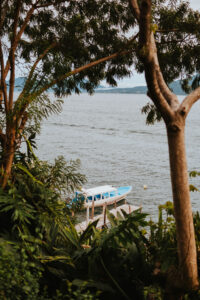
189;171;200;192
14;155;87;197
152;0;200;89
141;102;162;125
0;0;138;188
0;152;86;239
2;193;200;299
0;240;42;300
138;0;200;124
148;201;177;273
25;94;64;136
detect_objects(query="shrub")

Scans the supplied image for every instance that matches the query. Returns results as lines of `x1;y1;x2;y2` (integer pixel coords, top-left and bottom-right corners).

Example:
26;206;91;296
0;240;42;300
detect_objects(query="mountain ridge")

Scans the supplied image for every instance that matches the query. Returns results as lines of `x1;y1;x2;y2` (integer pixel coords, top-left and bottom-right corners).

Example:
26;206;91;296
13;77;186;95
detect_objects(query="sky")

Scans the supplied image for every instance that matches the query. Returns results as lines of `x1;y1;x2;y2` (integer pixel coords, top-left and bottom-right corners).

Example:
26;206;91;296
115;0;200;88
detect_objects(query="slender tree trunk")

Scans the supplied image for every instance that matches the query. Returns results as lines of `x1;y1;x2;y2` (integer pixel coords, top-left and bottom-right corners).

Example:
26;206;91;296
166;119;198;293
1;127;16;189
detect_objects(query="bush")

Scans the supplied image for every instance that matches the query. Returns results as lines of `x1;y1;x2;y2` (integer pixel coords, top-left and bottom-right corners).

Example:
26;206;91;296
0;241;42;300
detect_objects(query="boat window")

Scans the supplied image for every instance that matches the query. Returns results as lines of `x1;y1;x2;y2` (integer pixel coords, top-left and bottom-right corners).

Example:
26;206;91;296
103;193;109;198
96;194;101;200
87;196;93;201
110;191;116;196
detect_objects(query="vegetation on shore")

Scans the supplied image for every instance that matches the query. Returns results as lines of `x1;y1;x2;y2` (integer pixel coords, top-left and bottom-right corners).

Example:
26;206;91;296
1;156;200;299
0;0;200;299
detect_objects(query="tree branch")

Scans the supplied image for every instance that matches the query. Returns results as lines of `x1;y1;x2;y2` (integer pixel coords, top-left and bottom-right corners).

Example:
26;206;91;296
35;0;68;9
0;0;9;35
129;0;140;21
9;0;22;110
20;41;58;97
152;36;179;111
16;111;28;141
132;0;178;121
4;4;36;77
0;128;6;148
144;56;175;122
0;41;8;114
29;51;132;98
15;33;139;121
179;87;200;117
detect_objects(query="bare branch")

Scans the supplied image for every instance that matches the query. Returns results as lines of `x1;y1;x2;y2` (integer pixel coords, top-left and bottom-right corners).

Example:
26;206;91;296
4;4;36;77
0;41;8;114
138;0;178;121
144;53;175;122
129;0;140;21
151;36;179;110
21;41;57;95
179;87;200;117
9;0;22;110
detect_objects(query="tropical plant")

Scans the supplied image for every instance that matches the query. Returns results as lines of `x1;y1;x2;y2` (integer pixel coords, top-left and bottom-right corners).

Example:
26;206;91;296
0;150;86;238
61;210;151;299
0;240;42;300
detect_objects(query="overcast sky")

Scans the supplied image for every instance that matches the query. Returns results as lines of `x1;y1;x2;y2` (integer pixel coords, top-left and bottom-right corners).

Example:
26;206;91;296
190;0;200;9
116;0;200;87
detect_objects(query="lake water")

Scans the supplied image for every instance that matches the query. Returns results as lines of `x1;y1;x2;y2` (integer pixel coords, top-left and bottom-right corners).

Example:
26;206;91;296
36;93;200;218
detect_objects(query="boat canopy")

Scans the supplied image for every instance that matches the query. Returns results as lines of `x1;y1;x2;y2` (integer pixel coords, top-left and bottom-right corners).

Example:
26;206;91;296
80;185;117;197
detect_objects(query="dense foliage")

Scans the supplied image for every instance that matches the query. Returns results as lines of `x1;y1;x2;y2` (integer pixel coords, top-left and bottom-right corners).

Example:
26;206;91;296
1;154;200;300
0;134;200;299
2;186;200;300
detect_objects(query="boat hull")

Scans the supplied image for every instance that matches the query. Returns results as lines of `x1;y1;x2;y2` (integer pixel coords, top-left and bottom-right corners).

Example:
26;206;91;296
84;186;132;208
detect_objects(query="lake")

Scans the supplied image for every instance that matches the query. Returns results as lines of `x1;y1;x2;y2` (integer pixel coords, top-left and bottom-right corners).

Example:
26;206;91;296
36;93;200;218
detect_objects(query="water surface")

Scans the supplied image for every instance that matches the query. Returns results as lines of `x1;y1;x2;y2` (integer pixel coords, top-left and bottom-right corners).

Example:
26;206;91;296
37;93;200;217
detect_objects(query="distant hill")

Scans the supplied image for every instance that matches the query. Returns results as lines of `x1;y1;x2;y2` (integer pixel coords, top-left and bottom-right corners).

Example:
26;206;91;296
12;77;187;95
12;77;105;92
95;85;148;94
95;80;187;95
13;77;26;91
169;80;187;95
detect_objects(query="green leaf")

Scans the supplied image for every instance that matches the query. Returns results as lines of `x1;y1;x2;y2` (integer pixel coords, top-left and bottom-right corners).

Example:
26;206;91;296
15;163;43;185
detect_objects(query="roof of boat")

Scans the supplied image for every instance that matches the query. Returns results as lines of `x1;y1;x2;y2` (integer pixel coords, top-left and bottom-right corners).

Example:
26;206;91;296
80;185;117;196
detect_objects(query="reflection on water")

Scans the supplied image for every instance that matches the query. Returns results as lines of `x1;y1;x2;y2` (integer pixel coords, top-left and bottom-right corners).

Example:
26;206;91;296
36;93;200;217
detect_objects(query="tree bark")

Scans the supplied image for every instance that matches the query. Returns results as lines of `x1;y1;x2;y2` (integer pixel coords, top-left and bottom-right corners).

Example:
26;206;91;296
1;127;16;189
166;118;198;292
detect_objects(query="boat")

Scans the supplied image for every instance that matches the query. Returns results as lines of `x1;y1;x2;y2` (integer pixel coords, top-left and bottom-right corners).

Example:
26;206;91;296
73;185;132;208
72;185;141;232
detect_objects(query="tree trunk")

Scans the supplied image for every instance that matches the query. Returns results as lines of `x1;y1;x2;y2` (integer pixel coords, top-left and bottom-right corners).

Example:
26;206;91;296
1;127;16;189
166;120;198;292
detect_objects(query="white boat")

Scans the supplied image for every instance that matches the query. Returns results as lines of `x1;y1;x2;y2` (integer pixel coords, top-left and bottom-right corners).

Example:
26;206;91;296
73;185;132;208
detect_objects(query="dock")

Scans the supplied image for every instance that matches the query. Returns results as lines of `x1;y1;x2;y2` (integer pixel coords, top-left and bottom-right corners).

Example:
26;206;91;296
75;204;141;232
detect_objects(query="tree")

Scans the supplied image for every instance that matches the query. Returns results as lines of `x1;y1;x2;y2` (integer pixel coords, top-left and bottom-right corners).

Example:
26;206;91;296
1;1;200;296
130;0;200;297
0;0;137;188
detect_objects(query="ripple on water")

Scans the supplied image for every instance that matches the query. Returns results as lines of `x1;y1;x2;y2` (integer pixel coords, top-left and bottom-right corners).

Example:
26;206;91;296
37;93;200;218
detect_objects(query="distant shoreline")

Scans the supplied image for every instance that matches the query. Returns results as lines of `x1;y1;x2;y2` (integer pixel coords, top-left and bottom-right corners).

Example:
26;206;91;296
13;76;187;95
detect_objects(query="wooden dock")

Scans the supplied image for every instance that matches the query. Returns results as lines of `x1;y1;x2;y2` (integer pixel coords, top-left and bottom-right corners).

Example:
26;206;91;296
75;204;141;232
